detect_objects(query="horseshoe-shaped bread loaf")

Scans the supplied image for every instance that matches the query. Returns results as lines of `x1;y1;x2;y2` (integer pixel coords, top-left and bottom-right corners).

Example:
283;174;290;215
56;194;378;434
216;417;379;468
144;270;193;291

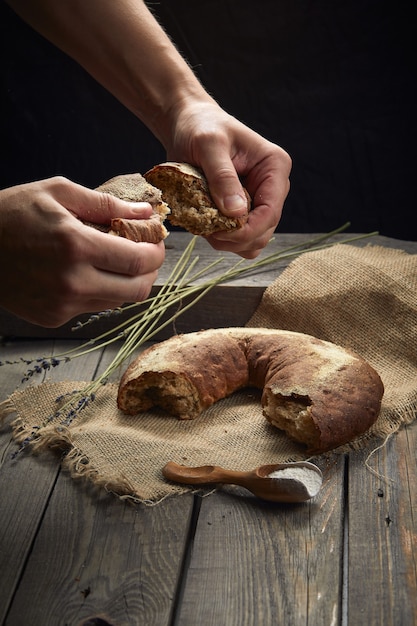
117;328;384;453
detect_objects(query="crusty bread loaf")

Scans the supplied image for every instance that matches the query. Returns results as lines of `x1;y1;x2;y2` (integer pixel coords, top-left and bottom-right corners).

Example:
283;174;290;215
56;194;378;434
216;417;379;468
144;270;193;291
117;327;384;454
144;162;250;235
92;173;170;243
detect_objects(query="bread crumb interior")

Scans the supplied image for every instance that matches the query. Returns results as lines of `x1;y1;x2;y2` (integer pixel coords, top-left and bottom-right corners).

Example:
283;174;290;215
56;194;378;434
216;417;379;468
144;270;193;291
125;373;200;419
263;391;318;448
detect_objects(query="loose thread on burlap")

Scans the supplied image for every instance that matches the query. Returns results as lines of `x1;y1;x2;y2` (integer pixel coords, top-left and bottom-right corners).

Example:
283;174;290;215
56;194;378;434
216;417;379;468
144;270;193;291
364;433;395;484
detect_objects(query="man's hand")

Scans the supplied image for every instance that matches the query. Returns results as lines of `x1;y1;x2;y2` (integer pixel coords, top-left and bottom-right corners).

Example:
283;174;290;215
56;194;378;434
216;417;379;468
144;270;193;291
0;177;165;327
166;101;291;259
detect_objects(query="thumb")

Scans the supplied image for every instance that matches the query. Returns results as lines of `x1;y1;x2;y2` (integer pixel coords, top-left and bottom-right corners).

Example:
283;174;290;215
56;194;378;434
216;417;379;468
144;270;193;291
94;191;154;224
61;181;154;224
200;156;249;218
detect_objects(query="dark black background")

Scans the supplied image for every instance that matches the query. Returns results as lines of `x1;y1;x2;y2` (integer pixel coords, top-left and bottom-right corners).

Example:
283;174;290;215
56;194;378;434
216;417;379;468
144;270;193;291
1;0;415;238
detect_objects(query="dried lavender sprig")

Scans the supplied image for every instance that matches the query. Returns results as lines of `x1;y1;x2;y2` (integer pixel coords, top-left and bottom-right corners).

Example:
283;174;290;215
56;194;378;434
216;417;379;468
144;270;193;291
20;357;68;383
10;390;98;458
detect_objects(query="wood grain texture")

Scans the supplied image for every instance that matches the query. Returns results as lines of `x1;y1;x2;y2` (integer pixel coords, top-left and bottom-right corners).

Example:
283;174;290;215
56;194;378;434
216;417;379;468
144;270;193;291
5;473;193;626
347;423;417;626
176;456;345;626
0;340;108;623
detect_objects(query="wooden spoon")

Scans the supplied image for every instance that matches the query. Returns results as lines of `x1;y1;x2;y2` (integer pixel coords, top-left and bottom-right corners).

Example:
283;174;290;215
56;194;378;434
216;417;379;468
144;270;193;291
162;461;323;503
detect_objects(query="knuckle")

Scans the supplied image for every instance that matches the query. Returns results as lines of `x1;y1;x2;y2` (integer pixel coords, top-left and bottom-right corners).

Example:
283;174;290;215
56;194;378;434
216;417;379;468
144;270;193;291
97;191;116;217
128;243;165;275
132;271;158;303
213;165;239;183
56;271;83;301
272;144;292;174
240;248;262;260
43;309;72;328
47;175;73;194
49;174;70;186
191;125;230;156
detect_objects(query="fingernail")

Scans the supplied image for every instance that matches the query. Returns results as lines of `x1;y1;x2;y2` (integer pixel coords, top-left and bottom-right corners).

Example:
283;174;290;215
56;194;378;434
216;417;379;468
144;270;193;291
223;194;248;215
129;202;152;213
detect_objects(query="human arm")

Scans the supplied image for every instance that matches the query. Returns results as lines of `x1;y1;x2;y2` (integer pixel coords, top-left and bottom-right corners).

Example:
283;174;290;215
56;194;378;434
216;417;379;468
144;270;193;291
0;177;165;327
6;0;291;258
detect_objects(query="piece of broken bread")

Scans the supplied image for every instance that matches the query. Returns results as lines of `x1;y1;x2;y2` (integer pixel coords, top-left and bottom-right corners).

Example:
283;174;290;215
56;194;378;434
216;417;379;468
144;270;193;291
144;161;250;235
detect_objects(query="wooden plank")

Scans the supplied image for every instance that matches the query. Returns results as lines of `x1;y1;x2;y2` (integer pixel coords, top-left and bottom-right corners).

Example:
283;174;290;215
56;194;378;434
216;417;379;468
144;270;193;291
176;455;345;625
347;423;417;625
0;440;59;624
1;340;193;625
0;340;105;623
5;473;194;626
2;232;413;340
0;340;50;462
0;341;61;623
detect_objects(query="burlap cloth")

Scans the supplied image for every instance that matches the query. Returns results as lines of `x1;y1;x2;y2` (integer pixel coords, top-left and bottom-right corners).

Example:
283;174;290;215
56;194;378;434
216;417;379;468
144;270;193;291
1;244;417;503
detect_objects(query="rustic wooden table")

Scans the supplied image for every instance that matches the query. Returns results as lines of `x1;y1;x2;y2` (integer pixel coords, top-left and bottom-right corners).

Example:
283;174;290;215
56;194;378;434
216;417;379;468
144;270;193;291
1;233;416;626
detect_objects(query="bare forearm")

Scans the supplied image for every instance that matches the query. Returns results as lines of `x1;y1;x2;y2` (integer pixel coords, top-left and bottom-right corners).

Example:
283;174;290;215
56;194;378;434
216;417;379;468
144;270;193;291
6;0;212;145
6;0;292;259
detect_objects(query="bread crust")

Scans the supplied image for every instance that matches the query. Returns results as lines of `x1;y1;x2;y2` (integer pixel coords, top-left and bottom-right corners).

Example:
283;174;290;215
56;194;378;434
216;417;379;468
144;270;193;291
92;163;250;240
117;328;384;453
95;173;170;219
144;162;250;235
109;216;168;243
89;173;170;243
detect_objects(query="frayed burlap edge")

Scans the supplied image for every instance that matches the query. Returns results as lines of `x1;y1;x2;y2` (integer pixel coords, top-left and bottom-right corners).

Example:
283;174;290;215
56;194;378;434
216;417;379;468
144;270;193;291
1;381;412;506
0;395;149;504
0;407;233;506
2;383;304;505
